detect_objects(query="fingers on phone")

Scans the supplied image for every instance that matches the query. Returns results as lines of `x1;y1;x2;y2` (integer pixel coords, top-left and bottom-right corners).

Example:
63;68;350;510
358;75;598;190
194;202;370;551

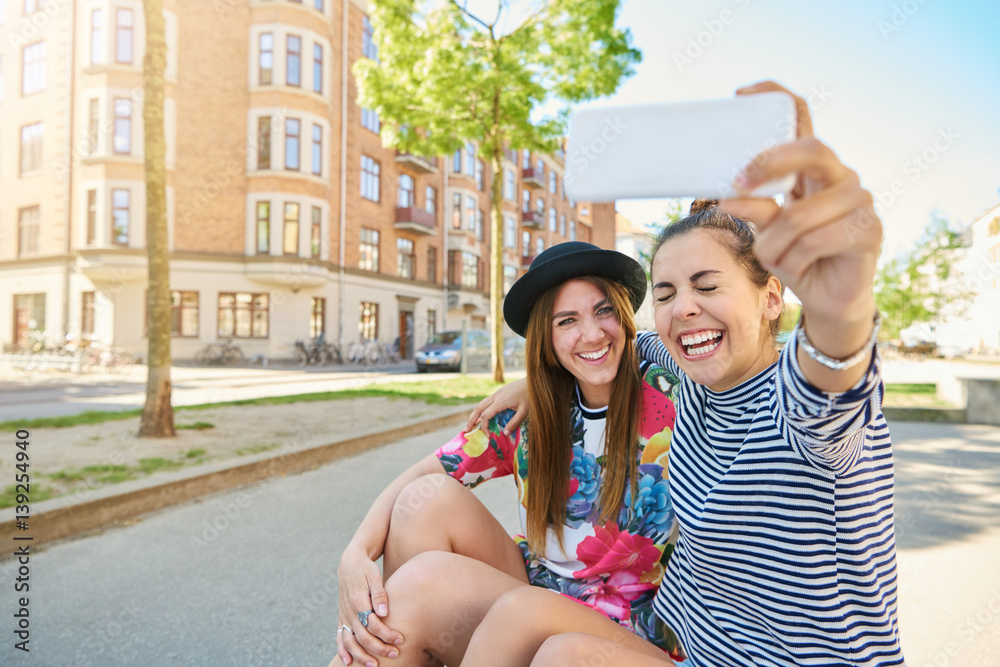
738;137;847;195
735;80;813;138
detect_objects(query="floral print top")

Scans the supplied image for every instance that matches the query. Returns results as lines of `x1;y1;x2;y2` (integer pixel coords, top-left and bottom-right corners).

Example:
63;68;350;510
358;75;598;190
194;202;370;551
434;362;682;654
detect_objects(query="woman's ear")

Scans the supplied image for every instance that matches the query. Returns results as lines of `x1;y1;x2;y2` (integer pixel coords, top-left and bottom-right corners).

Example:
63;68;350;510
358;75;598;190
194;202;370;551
762;276;783;322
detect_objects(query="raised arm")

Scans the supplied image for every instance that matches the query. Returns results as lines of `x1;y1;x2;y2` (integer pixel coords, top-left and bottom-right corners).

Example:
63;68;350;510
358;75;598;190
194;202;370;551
720;81;880;394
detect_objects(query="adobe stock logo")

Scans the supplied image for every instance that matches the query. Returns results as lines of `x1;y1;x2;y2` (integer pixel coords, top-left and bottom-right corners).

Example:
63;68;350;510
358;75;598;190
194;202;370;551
564;117;628;187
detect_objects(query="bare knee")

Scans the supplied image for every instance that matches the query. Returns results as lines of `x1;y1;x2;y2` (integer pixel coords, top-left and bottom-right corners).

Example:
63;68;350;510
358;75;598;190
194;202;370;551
483;585;556;632
391;473;461;526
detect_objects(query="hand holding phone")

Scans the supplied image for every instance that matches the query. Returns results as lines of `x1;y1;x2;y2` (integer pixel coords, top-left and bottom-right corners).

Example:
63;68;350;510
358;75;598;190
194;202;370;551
564;92;798;201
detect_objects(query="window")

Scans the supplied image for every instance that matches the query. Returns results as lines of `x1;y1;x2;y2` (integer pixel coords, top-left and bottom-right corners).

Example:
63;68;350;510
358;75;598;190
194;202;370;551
560;214;566;236
424;186;436;214
218;293;269;338
18;206;39;256
522;149;530;169
522;231;530;257
311;123;322;175
285;118;300;170
521;190;529;213
20;122;42;173
259;33;274;84
461;252;478;288
580;205;590;216
13;294;45;348
504;265;517;294
312;43;323;93
360;155;380;201
535;198;544;215
359;227;379;271
504;169;514;200
256;116;271;169
21;41;44;95
310;206;321;258
255;201;270;254
86;190;97;244
286;35;301;86
504;215;515;248
359;301;378;340
427;247;436;282
361;107;380;133
536;237;544;256
465;142;475;177
570;219;576;241
315;0;325;10
115;9;133;64
451;193;461;229
111;189;130;245
536;158;545;178
397;174;415;207
87;99;99;153
452;149;461;173
397;238;415;279
426;309;436;338
81;292;96;339
465;196;476;233
548;207;556;232
113;98;131;154
476;209;485;241
310;297;325;338
171;291;199;337
283;202;299;255
549;171;557;194
90;9;103;64
475;159;484;191
362;17;378;60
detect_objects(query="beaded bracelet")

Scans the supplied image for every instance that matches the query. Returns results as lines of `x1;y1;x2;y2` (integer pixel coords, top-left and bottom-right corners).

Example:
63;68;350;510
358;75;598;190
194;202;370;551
795;311;881;371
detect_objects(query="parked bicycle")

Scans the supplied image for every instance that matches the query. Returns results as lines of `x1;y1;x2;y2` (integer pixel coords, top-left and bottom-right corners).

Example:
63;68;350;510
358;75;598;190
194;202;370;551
294;338;329;367
194;339;245;366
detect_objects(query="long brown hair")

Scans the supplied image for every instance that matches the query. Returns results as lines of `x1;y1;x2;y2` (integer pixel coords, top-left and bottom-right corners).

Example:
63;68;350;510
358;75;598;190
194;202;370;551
523;276;642;553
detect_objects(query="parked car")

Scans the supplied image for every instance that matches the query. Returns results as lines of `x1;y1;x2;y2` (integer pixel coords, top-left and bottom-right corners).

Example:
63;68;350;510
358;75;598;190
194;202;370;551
415;330;490;372
504;335;526;368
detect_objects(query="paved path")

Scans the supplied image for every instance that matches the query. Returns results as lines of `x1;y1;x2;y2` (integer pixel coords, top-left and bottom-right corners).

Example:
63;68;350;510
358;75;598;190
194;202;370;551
0;420;998;666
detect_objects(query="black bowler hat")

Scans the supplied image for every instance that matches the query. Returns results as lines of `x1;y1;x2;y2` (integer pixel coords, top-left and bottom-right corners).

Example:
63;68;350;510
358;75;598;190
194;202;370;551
503;242;647;337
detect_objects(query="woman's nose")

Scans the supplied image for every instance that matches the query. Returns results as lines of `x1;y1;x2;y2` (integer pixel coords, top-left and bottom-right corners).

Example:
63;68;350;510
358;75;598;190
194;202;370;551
673;291;700;320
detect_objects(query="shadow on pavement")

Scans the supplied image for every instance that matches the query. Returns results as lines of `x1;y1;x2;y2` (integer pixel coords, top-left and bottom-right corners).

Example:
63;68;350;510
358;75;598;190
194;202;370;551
890;421;1000;550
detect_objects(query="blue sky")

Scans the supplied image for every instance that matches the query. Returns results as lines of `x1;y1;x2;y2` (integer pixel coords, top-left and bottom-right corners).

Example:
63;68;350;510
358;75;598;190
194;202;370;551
583;0;1000;259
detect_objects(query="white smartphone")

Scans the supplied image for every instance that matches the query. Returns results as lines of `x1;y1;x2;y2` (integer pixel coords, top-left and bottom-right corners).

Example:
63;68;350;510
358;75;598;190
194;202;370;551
564;92;798;201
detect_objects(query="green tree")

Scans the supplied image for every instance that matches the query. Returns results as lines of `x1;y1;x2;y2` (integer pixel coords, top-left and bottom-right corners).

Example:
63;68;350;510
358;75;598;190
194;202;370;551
357;0;640;382
874;215;972;341
138;0;175;437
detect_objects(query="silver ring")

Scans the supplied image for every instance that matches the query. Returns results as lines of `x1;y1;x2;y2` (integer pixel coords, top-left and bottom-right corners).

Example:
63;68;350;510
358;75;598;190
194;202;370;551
358;610;373;628
340;624;352;635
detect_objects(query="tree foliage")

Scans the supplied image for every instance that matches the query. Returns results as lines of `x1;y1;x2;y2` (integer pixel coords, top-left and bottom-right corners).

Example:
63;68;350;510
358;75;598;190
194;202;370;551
874;216;973;341
357;0;641;382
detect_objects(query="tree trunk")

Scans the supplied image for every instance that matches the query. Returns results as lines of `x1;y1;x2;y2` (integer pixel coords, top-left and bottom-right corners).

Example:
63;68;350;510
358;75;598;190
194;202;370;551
489;129;506;383
138;0;175;437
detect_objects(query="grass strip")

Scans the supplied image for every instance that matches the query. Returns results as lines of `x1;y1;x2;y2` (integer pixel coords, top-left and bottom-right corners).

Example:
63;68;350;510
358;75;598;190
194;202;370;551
0;377;502;431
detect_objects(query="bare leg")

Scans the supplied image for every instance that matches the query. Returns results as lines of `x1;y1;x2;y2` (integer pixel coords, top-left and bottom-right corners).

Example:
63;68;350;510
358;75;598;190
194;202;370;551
382;474;526;581
531;633;676;667
461;586;674;667
342;551;530;667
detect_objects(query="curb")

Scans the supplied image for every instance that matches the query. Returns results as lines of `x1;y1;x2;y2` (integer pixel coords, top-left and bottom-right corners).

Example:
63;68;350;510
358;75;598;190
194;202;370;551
0;408;471;556
883;406;967;424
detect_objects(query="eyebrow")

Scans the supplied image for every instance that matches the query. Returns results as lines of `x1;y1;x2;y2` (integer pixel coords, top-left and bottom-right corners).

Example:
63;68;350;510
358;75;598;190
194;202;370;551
652;270;721;290
552;297;610;320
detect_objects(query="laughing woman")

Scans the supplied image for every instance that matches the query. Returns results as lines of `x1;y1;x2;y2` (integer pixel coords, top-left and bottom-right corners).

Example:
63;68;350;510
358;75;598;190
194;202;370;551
333;243;683;667
462;82;904;666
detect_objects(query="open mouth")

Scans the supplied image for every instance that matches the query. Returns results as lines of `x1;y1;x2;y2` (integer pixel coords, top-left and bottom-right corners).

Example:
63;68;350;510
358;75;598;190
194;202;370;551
678;330;723;358
577;344;610;362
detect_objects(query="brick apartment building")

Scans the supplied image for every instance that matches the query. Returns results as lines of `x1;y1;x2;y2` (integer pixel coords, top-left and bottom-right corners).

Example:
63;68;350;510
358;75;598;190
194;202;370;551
0;0;614;361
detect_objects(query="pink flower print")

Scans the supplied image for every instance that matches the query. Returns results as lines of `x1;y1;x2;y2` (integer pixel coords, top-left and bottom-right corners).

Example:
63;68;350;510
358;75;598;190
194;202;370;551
585;569;658;620
573;523;662;580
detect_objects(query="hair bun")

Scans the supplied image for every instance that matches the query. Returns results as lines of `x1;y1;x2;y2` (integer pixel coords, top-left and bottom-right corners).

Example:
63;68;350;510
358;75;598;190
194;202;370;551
689;199;719;215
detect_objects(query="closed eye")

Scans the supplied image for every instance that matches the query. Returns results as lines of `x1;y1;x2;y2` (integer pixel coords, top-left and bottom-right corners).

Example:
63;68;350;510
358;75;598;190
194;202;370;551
697;286;717;293
655;293;675;303
596;305;615;317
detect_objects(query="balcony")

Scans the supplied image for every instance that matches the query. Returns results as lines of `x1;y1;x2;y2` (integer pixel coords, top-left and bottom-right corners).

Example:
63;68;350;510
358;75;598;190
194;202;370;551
521;210;542;229
521;167;544;189
394;151;438;174
395;206;436;235
520;254;535;269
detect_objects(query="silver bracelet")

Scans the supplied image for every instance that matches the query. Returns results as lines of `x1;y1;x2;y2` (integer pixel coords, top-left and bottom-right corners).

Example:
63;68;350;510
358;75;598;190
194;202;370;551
795;311;880;371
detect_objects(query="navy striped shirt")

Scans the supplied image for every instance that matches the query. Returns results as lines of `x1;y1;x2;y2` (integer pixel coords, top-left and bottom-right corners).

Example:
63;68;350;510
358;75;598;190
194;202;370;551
638;331;904;666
